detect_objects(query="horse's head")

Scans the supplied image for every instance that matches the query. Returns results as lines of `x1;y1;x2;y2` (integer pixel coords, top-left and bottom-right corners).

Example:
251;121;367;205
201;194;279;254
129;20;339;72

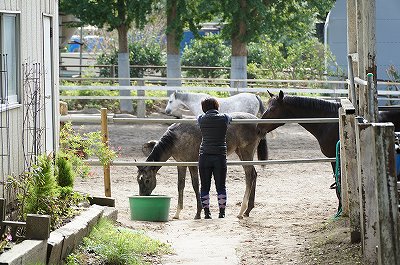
258;90;286;133
165;91;181;115
136;166;157;195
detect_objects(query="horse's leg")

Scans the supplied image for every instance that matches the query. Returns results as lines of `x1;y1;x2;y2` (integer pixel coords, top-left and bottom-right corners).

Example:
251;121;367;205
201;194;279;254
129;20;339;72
188;166;202;219
244;166;257;217
174;166;187;219
236;149;258;219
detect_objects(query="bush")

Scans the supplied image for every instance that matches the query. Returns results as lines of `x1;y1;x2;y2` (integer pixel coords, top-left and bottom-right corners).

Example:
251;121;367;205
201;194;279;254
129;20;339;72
56;152;75;188
181;34;230;78
24;154;58;216
7;154;87;230
60;121;117;170
60;83;120;113
286;37;339;80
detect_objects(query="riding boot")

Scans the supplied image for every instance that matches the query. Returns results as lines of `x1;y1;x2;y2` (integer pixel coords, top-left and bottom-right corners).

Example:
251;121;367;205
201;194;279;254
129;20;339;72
218;208;225;218
204;208;212;219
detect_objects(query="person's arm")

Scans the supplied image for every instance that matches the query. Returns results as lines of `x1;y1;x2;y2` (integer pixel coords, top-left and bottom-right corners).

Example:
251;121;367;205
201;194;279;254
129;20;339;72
225;114;232;124
197;114;203;125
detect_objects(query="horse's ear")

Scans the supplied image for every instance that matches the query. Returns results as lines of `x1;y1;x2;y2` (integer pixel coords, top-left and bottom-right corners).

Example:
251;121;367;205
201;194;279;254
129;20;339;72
142;140;157;156
267;90;274;98
278;90;284;102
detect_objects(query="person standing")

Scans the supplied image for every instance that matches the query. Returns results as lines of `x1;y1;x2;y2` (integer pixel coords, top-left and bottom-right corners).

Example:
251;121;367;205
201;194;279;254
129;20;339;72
197;97;232;219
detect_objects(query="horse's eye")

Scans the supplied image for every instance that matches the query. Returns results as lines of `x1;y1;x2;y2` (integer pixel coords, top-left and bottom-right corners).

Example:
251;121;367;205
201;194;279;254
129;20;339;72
145;179;150;184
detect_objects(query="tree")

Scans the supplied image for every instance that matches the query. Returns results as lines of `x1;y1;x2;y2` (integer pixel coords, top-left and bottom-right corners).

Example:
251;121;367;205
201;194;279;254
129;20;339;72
60;0;155;113
165;0;204;96
198;0;336;92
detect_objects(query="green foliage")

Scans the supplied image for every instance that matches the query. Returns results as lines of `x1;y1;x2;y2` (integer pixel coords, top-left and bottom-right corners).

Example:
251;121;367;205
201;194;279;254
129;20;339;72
56;153;75;188
286;37;338;79
59;0;155;32
181;34;230;78
7;154;87;230
97;40;164;78
24;154;58;216
60;122;117;168
197;0;334;46
247;39;287;79
66;218;172;265
60;82;166;114
60;82;120;113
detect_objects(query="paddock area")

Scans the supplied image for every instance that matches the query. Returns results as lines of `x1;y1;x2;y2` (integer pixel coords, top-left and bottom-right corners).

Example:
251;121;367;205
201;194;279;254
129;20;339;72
72;119;359;264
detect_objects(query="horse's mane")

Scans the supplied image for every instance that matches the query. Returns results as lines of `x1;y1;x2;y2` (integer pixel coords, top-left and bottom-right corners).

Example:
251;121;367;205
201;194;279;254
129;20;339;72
284;95;340;114
146;124;178;162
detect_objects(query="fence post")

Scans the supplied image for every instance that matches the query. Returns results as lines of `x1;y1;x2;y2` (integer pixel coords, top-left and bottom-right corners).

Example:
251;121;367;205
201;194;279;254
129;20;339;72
356;121;399;264
25;214;51;240
136;79;146;118
101;108;111;197
356;120;378;264
339;99;361;243
373;123;399;265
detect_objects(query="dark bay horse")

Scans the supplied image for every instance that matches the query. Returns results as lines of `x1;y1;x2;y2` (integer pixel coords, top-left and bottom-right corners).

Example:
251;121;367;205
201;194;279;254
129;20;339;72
257;90;400;166
257;90;400;210
137;112;268;219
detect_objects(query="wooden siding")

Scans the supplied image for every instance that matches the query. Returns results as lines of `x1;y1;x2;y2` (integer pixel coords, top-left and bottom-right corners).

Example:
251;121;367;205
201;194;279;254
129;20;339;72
0;0;59;199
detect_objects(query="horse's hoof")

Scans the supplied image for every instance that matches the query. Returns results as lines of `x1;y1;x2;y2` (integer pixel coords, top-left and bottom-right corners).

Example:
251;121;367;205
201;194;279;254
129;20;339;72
237;215;244;219
173;215;180;220
194;214;201;220
244;213;250;217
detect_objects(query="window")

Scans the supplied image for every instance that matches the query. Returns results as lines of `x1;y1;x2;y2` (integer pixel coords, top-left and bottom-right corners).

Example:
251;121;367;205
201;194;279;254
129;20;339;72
0;13;19;104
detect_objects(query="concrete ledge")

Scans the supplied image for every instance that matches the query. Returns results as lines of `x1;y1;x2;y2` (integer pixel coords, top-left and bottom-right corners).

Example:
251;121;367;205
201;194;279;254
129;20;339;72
46;204;105;264
103;206;118;221
0;240;47;265
47;231;64;265
0;204;117;265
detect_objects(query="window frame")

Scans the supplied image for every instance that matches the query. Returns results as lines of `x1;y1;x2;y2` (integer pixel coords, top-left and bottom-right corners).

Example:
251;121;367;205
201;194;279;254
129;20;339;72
0;11;20;105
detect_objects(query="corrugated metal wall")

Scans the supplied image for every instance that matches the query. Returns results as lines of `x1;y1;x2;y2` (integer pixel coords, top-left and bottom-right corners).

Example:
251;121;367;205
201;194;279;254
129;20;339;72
326;0;400;82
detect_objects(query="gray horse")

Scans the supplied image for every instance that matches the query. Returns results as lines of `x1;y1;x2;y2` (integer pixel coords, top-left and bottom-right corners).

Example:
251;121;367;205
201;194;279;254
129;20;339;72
137;112;268;219
165;92;265;117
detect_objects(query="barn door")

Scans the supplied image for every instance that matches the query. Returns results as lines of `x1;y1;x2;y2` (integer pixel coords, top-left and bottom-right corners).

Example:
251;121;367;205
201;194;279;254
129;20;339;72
43;15;54;154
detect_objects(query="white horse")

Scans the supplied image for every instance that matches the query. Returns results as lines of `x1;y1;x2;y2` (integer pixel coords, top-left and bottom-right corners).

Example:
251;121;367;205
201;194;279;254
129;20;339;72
165;92;265;117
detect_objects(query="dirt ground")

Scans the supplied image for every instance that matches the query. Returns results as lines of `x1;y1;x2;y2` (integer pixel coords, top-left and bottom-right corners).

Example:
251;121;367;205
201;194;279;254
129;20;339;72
73;115;362;265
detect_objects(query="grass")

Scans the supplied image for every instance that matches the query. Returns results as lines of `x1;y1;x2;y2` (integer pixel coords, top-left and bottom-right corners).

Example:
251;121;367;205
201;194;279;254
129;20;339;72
65;218;172;265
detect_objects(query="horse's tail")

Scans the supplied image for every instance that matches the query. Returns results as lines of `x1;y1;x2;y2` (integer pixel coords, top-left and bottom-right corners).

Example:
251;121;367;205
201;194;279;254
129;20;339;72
257;137;268;167
256;94;265;116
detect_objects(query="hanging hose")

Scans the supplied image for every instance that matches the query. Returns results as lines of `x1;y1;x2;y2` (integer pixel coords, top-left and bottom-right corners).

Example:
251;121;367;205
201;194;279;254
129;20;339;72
334;140;342;219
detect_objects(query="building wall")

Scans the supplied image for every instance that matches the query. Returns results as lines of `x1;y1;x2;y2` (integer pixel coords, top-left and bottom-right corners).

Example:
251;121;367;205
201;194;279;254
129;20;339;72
0;0;59;198
325;0;400;83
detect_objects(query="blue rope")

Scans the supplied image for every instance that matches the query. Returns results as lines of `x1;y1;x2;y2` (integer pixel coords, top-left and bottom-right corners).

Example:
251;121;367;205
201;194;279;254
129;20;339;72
334;140;342;219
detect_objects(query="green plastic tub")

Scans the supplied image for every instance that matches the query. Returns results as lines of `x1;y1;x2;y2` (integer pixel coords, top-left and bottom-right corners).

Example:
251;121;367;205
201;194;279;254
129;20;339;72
129;195;172;222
